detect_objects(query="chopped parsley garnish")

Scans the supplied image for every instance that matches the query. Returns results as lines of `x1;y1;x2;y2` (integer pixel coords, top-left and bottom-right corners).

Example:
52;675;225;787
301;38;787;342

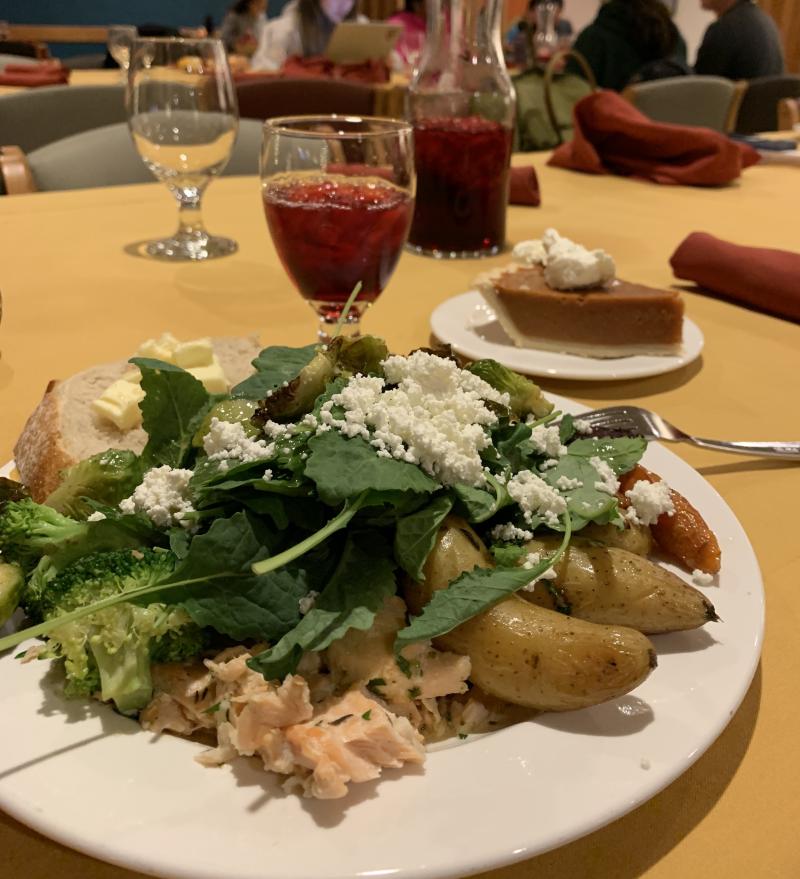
395;654;412;678
361;709;372;721
204;702;222;714
407;686;421;699
366;677;386;695
458;732;468;740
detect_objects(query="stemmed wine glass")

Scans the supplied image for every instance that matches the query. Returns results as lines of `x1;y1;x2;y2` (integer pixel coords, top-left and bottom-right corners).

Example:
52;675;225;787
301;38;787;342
127;37;239;261
261;116;415;341
107;25;137;82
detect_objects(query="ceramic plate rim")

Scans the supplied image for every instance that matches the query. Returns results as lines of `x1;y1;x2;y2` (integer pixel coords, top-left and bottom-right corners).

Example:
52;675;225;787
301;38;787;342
0;431;764;879
430;291;704;381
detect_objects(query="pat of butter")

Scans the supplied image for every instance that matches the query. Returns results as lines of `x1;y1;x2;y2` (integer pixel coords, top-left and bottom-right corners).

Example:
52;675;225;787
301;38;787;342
137;332;180;363
173;338;213;369
92;379;145;431
121;369;140;383
187;356;228;394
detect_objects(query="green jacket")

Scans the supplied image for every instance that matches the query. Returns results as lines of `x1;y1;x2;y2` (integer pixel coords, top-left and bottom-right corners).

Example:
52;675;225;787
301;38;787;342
571;0;687;92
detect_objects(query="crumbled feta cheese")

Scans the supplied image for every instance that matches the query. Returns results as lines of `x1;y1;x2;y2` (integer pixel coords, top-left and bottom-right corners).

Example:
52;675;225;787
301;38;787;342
520;551;559;589
506;470;567;528
119;466;195;528
490;523;533;542
298;591;319;615
555;475;583;491
203;418;275;464
624;479;675;525
691;569;715;587
320;351;510;487
590;456;620;495
539;458;559;471
528;424;567;458
262;469;273;482
86;511;107;522
572;418;592;434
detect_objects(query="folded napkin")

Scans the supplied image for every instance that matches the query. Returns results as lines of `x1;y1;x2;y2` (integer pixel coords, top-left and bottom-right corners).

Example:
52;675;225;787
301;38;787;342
0;69;70;87
671;232;800;323
3;61;63;74
548;90;760;186
280;55;389;84
509;165;541;206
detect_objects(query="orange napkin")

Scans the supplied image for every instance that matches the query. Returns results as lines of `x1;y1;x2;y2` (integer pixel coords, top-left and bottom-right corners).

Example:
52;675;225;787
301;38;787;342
509;165;541;206
548;90;759;186
671;232;800;323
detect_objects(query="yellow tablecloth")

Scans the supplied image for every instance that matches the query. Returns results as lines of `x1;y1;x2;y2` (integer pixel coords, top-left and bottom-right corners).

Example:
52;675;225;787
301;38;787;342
1;156;799;879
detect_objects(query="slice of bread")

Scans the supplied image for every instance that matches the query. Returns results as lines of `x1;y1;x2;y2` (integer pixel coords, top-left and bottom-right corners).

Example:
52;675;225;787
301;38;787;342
14;336;263;502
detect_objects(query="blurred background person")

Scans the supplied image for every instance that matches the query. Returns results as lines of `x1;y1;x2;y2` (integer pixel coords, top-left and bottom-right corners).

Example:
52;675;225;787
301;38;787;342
220;0;268;56
505;0;573;68
694;0;784;79
250;0;366;70
388;0;426;71
570;0;687;91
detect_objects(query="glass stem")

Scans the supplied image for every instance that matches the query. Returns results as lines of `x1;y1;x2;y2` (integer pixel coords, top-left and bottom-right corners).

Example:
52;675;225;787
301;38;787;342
175;195;206;241
318;312;361;343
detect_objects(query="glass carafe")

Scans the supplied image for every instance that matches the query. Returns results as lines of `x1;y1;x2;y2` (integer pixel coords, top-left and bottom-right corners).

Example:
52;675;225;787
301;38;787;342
406;0;515;259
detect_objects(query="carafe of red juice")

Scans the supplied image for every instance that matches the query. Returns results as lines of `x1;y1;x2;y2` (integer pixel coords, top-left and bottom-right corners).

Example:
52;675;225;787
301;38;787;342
406;0;515;258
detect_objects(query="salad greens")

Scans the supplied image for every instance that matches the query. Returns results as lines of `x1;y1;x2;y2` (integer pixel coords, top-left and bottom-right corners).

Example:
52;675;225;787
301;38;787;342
0;337;647;714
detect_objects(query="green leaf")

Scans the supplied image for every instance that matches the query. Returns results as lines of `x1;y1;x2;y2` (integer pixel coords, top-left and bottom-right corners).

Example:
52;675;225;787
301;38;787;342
131;358;211;469
231;344;318;399
395;514;571;651
490;543;527;566
247;533;396;681
394;495;453;581
559;414;576;444
565;437;647;475
450;484;495;522
305;432;438;505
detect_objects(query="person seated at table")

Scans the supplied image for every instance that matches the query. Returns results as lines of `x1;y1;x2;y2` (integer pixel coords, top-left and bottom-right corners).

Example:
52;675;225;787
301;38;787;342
694;0;784;79
220;0;268;55
504;0;573;68
387;0;426;71
569;0;687;91
250;0;367;70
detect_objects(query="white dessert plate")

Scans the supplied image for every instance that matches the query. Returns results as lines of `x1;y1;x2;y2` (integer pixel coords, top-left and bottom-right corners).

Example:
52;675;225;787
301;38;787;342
0;429;763;879
431;291;704;381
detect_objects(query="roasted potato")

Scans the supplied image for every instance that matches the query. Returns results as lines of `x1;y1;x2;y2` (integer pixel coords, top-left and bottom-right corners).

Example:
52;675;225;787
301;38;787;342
522;537;718;634
404;518;656;712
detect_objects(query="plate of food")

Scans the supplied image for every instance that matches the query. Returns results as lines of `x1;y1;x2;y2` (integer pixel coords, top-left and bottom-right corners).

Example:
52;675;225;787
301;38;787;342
430;229;705;381
0;332;762;879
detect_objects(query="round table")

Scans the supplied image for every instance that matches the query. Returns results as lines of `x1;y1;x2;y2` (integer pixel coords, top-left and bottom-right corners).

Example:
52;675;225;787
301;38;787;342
0;155;798;879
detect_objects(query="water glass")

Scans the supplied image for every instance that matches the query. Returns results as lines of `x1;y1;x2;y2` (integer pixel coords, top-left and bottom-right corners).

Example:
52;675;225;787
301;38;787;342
127;38;239;261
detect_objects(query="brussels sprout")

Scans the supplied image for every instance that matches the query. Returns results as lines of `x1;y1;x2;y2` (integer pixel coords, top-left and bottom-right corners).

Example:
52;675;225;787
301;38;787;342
46;450;144;519
192;399;261;448
467;359;553;419
0;562;24;627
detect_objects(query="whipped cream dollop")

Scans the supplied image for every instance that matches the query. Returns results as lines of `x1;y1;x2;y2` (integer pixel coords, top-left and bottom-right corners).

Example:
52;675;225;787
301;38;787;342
511;228;616;291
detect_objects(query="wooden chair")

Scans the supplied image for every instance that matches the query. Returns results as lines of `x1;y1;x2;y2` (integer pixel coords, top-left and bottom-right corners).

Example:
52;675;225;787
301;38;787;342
236;76;377;120
777;97;800;130
7;25;109;46
621;76;745;133
0;119;264;196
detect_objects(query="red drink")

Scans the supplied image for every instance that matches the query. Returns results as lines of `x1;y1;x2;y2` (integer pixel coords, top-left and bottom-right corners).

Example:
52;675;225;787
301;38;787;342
408;116;512;257
263;174;414;320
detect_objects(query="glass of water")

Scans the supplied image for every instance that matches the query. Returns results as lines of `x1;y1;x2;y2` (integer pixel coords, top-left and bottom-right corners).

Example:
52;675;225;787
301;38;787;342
127;38;239;261
107;25;137;81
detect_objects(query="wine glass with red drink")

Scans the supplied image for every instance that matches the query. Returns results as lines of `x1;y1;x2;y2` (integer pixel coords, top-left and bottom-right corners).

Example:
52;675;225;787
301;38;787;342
261;116;415;341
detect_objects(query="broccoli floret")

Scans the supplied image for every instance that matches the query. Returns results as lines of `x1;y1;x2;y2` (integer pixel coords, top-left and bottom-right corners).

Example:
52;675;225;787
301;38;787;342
0;499;89;572
40;548;205;714
466;359;554;420
0;561;24;626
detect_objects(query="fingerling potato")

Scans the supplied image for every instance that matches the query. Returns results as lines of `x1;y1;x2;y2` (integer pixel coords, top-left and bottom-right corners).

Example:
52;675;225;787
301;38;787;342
522;537;718;634
579;521;653;556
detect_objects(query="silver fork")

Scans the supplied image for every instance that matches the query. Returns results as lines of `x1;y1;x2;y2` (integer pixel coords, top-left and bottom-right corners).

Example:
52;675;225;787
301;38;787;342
577;406;800;460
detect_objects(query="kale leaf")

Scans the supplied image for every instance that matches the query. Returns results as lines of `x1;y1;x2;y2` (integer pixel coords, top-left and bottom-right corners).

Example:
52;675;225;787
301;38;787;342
394;495;453;581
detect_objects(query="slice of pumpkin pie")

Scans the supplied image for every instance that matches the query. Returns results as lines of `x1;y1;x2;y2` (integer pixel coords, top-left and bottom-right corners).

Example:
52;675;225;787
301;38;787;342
476;230;684;359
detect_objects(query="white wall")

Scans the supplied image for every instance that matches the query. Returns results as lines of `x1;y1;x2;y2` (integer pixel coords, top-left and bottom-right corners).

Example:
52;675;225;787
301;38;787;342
562;0;715;63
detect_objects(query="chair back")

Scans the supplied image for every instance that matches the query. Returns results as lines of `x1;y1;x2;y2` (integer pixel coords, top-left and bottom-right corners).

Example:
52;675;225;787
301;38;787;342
734;75;800;135
777;97;800;131
25;119;263;193
0;40;44;59
622;76;739;133
0;85;128;153
235;76;376;120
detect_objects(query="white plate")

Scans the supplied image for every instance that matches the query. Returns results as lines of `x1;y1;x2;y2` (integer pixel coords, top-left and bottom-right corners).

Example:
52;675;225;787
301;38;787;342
0;428;763;879
431;291;704;381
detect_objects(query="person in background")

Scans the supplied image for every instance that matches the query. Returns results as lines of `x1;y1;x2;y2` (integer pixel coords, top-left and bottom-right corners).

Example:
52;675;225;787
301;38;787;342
250;0;367;70
695;0;784;79
220;0;267;55
570;0;686;91
504;0;573;68
387;0;426;71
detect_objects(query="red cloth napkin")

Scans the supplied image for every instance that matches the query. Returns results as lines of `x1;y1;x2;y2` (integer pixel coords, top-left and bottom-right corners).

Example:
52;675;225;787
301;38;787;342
3;61;63;74
0;69;70;87
509;165;541;205
280;55;389;84
548;90;759;186
671;232;800;323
